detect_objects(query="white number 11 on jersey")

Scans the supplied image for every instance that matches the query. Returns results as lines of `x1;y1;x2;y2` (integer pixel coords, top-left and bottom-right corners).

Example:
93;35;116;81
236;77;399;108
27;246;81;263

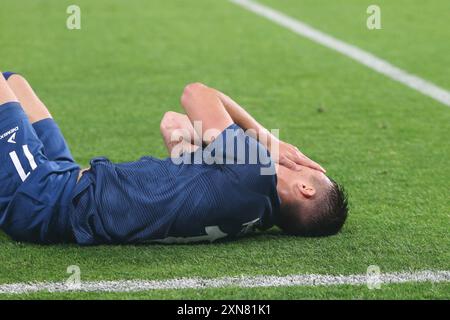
9;145;37;182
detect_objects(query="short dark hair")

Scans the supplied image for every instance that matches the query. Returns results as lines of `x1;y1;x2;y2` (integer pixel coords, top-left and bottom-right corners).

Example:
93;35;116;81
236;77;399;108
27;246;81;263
279;179;349;237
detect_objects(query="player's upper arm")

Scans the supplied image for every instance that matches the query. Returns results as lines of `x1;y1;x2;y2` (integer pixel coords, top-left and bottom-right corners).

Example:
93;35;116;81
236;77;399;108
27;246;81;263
180;83;233;145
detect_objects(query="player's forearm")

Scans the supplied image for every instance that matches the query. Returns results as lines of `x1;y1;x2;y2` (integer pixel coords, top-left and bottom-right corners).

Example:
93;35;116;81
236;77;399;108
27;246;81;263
212;89;276;149
181;83;234;145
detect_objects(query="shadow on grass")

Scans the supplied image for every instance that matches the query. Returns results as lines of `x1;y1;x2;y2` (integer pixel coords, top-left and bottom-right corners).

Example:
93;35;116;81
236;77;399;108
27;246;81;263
0;228;297;248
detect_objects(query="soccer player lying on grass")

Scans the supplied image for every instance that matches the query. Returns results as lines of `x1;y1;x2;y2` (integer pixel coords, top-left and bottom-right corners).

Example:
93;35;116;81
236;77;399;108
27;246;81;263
0;72;348;245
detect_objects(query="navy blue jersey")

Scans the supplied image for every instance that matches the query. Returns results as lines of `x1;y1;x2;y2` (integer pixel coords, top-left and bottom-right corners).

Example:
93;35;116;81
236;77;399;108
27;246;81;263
0;102;79;243
71;124;280;245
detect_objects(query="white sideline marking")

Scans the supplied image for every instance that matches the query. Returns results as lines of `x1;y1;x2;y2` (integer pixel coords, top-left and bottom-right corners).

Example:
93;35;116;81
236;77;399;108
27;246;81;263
0;270;449;294
229;0;450;107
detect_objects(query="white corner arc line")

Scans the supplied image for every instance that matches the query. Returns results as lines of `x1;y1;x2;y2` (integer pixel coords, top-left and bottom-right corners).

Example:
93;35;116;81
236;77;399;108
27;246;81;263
229;0;450;107
0;270;449;294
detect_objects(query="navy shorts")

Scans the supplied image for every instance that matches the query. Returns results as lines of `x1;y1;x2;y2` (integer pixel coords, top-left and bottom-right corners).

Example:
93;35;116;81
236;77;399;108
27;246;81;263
0;102;79;243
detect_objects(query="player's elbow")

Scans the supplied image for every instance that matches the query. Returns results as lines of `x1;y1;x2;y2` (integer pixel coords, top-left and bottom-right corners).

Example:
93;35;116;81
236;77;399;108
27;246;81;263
181;82;207;107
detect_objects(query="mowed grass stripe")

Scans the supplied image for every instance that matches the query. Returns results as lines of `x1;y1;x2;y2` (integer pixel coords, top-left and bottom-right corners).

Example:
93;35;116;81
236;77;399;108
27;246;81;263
229;0;450;107
1;270;449;294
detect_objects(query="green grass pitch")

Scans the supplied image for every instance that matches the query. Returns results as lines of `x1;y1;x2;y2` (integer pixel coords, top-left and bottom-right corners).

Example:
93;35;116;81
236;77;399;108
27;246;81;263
0;0;449;299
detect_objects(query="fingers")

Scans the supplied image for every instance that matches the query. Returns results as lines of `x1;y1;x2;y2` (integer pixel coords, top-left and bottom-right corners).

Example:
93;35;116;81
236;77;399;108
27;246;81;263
303;157;326;173
276;141;327;173
280;156;299;171
289;147;326;173
295;152;326;173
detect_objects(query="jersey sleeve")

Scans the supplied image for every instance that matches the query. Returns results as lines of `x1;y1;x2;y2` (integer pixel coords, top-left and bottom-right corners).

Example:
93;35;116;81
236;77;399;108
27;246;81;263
201;123;276;174
202;124;280;236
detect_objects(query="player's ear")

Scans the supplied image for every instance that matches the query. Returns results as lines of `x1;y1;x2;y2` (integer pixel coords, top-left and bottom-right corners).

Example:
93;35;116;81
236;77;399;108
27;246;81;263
294;182;315;198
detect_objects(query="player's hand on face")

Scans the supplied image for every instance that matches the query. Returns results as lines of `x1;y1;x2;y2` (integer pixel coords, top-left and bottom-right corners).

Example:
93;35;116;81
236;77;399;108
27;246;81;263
274;139;326;173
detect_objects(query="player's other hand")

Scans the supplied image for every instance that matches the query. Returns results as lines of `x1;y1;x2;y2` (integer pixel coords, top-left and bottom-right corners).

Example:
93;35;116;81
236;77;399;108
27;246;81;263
271;139;326;173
